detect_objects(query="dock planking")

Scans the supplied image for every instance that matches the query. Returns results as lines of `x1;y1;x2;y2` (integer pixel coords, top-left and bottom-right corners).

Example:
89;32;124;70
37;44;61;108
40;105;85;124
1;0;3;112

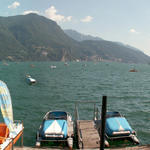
77;120;100;149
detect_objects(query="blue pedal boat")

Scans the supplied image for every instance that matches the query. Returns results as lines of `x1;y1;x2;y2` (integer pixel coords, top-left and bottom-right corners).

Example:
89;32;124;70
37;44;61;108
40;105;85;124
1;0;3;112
105;112;139;144
36;111;74;149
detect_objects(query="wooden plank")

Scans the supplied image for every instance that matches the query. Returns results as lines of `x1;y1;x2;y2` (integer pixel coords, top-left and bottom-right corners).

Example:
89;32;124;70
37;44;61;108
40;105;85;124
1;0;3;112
77;120;100;149
14;145;150;150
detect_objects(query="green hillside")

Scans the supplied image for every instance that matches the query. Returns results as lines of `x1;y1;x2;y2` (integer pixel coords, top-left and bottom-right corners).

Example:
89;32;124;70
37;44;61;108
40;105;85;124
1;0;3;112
0;13;149;63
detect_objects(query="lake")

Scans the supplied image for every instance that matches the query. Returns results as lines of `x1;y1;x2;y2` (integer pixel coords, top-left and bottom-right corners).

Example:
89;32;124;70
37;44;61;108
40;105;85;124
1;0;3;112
0;61;150;146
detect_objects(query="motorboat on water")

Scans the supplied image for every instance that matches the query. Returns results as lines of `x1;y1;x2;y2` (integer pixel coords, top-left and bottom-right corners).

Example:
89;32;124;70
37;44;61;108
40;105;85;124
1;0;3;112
64;62;68;66
50;65;56;69
36;110;74;149
0;80;24;150
129;69;138;72
105;112;139;145
26;75;36;84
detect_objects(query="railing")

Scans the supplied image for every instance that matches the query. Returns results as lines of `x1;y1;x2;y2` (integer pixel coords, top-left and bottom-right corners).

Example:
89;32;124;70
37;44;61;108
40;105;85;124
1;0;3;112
10;120;24;150
75;100;101;121
94;104;101;121
74;100;101;149
74;103;79;122
74;97;107;150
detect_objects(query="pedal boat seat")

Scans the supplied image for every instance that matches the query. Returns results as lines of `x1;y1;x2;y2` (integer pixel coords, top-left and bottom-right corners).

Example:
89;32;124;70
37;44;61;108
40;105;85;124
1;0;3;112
0;123;9;144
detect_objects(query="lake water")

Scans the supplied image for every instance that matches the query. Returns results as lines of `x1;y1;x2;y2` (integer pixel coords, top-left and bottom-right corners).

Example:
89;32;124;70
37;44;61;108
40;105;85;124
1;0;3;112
0;61;150;146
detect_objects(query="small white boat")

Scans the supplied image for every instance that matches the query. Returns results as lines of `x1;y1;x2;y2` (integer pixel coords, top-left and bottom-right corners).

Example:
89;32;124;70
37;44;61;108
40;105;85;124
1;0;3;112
64;62;68;66
26;75;36;84
36;110;74;149
50;65;56;69
0;80;24;150
2;61;9;66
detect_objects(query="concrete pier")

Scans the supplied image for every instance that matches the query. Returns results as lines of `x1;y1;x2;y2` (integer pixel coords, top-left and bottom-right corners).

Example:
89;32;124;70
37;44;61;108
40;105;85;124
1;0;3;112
14;145;150;150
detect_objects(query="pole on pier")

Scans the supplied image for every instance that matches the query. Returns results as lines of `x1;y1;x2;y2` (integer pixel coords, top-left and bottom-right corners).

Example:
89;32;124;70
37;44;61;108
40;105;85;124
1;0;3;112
21;121;24;147
100;96;107;150
21;132;24;147
11;138;14;150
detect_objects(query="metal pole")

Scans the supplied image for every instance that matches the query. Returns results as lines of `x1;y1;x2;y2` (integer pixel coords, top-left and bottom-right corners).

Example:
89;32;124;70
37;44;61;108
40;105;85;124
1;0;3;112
75;103;77;122
21;132;24;147
21;121;24;147
94;104;96;120
100;96;107;150
96;107;98;120
11;138;14;150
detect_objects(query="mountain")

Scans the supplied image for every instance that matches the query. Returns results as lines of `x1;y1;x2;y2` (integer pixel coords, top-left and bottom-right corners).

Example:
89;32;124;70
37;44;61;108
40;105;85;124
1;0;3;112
0;13;149;63
64;29;142;54
64;29;103;41
80;40;150;63
0;14;84;61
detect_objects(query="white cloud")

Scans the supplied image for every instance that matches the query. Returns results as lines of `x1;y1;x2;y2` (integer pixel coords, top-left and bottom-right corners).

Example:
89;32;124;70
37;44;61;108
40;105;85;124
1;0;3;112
66;16;72;22
81;16;93;23
8;1;20;9
23;10;39;15
129;28;139;34
45;6;72;22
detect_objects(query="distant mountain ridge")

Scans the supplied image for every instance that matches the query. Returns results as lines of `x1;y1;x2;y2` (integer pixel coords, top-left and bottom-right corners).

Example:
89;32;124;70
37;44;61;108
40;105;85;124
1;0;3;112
0;13;149;63
64;29;103;41
64;29;142;53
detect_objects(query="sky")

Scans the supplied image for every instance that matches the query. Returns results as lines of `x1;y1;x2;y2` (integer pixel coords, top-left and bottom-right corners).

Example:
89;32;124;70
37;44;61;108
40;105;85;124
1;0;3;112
1;0;150;56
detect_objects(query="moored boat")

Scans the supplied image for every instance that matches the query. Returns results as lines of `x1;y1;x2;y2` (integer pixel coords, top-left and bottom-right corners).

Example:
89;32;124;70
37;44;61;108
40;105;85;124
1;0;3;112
64;62;68;66
36;110;74;149
0;80;24;150
105;112;139;145
129;69;138;72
